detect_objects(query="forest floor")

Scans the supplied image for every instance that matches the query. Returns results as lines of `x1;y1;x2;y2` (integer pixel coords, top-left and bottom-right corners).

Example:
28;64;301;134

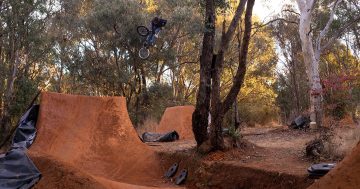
150;126;358;189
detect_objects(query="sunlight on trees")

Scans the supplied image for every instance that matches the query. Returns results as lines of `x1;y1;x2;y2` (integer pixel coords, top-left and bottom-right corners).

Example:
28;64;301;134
0;0;359;145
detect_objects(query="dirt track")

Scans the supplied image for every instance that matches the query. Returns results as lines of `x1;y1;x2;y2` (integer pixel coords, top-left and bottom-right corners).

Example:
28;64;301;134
29;92;178;189
26;92;360;189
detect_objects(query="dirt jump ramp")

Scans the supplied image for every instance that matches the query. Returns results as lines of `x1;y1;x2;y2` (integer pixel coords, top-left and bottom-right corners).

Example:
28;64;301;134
29;92;177;189
157;106;195;140
307;142;360;189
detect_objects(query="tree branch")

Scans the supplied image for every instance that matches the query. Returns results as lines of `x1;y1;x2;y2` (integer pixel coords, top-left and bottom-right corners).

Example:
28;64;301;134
221;0;255;113
321;15;360;52
220;0;247;51
252;18;298;30
317;0;343;51
296;0;306;12
282;9;301;16
158;60;199;76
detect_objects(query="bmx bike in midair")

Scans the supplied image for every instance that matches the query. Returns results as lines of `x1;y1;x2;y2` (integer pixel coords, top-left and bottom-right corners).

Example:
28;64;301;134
136;25;162;59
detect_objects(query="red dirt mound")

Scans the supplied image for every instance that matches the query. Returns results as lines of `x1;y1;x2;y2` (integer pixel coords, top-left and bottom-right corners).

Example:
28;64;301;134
308;142;360;189
157;106;195;140
29;92;177;188
30;151;107;189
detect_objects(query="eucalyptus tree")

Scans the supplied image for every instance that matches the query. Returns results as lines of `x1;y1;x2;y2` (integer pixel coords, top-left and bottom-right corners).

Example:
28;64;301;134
296;0;360;127
193;0;256;149
270;6;310;121
0;0;53;143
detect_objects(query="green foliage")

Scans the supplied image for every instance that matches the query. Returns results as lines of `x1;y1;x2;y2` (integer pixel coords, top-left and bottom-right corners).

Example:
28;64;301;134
271;7;311;122
9;78;39;122
228;122;241;140
331;102;347;120
199;0;231;11
320;43;360;120
222;106;241;139
219;16;279;125
132;83;182;125
0;0;359;142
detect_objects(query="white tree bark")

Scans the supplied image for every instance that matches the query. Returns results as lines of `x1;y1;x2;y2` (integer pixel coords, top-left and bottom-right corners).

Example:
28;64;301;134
296;0;342;127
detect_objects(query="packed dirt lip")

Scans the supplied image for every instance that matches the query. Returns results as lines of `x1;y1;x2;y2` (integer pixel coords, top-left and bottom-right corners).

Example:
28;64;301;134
307;142;360;189
29;92;179;189
157;106;195;140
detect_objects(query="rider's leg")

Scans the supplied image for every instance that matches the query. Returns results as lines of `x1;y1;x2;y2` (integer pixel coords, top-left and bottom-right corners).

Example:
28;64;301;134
155;28;161;37
145;27;160;46
146;33;155;46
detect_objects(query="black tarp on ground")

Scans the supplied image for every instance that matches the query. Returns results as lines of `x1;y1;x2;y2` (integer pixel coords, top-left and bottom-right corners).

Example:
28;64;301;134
0;149;41;189
308;163;336;179
289;115;310;129
0;105;41;189
142;130;179;142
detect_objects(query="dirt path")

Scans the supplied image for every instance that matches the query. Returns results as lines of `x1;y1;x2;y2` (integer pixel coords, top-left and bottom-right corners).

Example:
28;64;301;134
242;127;318;175
153;127;317;176
153;141;313;188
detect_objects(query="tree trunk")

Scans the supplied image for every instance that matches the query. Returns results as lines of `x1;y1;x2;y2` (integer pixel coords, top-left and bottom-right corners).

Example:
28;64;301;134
234;99;240;130
297;0;347;127
193;0;254;149
0;40;3;119
210;52;225;150
221;0;254;113
192;0;215;146
209;0;254;150
297;0;323;127
1;50;19;142
290;60;301;114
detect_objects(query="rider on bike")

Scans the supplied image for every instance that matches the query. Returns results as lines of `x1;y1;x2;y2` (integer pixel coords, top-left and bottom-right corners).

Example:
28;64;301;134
146;17;167;46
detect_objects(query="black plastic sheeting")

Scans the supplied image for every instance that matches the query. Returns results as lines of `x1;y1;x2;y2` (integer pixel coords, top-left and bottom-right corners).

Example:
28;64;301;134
12;105;39;149
289;115;310;129
0;105;41;189
307;163;336;179
142;130;179;142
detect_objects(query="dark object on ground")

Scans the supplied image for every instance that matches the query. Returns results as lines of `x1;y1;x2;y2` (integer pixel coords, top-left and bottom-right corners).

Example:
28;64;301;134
0;105;41;189
222;128;229;135
142;131;179;142
306;138;325;158
289;115;310;129
308;163;336;179
175;169;188;185
164;163;179;178
0;149;41;189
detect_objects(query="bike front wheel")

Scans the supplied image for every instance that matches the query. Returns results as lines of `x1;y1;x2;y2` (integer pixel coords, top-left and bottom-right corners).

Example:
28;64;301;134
137;26;150;37
139;47;150;59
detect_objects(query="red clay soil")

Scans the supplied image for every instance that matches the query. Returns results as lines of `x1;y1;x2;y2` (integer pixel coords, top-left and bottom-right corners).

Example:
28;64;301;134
29;151;106;189
308;142;360;189
158;149;312;189
157;106;195;140
29;92;178;189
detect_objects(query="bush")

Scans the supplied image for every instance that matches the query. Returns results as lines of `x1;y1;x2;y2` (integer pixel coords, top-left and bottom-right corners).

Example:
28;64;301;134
130;83;185;127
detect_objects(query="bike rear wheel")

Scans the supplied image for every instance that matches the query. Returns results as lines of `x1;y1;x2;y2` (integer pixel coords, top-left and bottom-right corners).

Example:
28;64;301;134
137;26;150;36
139;47;150;59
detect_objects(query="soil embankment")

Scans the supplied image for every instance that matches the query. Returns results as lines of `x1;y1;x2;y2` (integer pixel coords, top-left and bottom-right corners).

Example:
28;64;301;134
29;92;176;189
157;106;195;140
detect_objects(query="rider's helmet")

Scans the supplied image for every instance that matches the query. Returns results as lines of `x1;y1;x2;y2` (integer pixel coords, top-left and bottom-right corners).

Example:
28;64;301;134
153;17;160;24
